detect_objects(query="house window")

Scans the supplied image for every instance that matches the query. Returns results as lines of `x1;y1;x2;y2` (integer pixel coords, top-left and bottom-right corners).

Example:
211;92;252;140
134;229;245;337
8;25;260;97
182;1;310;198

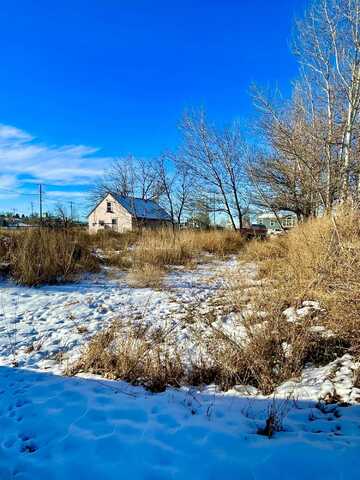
283;217;294;227
106;202;113;213
99;220;105;226
112;219;117;226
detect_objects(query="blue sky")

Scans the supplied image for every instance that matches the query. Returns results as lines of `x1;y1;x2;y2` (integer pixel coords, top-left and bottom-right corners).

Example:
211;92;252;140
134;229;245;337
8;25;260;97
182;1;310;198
0;0;306;217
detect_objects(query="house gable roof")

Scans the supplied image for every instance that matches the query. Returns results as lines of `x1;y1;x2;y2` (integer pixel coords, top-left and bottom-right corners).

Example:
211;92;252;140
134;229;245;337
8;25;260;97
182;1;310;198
87;193;171;222
112;194;172;221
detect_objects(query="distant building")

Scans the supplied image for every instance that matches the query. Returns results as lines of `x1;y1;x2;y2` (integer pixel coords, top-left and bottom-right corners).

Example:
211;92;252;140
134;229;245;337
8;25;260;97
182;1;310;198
88;193;172;233
256;212;297;234
0;216;31;229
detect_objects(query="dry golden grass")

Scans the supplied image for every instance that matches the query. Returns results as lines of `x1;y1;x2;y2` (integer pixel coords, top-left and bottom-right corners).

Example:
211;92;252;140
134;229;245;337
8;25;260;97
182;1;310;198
243;209;360;324
127;263;165;288
132;229;193;267
68;321;184;392
0;227;246;286
131;228;246;268
83;229;139;251
5;228;99;286
184;229;246;256
226;208;360;392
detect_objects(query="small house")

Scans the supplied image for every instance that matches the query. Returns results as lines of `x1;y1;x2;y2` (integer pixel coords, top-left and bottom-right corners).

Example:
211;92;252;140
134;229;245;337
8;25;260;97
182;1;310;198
256;212;297;234
88;193;172;233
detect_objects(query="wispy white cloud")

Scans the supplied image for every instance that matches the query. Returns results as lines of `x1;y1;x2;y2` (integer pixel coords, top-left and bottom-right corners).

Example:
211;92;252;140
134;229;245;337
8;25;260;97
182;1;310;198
0;124;33;142
0;123;111;188
0;174;20;190
44;190;89;198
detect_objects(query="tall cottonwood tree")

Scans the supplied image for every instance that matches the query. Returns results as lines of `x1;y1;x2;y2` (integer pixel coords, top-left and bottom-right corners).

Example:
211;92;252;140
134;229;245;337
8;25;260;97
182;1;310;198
294;0;360;203
250;0;360;214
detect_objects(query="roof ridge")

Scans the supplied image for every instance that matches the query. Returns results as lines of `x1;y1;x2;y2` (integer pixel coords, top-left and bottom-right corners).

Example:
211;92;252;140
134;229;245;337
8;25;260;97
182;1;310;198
113;193;156;202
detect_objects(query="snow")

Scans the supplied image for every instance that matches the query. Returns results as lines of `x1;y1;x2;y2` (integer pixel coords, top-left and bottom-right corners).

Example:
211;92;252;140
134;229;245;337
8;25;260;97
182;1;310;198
0;259;241;372
0;259;359;478
275;354;360;404
0;368;359;479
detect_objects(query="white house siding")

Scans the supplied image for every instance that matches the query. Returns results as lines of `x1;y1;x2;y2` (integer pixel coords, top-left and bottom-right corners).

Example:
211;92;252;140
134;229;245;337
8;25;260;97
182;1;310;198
88;194;132;233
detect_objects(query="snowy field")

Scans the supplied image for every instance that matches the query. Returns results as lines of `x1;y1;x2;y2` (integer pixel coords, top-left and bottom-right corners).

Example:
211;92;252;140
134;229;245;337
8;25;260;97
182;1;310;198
0;259;359;479
0;259;243;372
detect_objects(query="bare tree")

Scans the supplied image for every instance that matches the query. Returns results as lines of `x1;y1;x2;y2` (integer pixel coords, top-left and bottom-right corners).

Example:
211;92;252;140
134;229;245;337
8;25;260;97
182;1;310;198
155;152;193;228
250;86;328;217
294;0;360;203
54;204;73;228
179;111;250;230
248;149;320;220
250;0;360;214
91;156;163;206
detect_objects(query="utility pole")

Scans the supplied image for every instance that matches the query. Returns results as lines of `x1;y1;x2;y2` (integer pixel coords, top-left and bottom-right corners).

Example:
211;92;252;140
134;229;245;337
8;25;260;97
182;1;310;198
69;201;73;220
39;184;43;224
30;202;34;217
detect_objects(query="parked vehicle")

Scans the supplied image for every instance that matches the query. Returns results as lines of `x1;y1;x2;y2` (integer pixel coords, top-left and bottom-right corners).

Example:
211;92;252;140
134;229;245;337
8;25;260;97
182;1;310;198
240;224;267;239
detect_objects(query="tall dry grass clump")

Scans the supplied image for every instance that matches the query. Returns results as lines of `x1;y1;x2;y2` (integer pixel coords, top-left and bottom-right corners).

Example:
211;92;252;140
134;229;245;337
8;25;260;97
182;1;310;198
194;310;349;394
4;228;99;286
127;263;165;289
131;228;245;267
132;229;193;268
68;320;185;392
190;229;246;255
127;228;245;287
233;209;360;391
83;229;139;252
244;209;360;309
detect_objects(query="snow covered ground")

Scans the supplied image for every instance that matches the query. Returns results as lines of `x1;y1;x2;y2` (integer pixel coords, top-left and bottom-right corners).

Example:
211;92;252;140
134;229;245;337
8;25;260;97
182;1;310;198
0;258;243;372
0;259;359;479
0;367;359;479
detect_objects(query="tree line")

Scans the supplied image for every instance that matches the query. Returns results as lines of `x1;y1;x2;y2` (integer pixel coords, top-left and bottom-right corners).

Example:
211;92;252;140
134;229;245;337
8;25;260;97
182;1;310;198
93;0;360;229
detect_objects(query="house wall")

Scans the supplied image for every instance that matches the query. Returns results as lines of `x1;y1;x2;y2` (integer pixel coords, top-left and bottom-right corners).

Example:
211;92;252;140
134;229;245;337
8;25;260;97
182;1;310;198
88;194;132;233
257;215;297;232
